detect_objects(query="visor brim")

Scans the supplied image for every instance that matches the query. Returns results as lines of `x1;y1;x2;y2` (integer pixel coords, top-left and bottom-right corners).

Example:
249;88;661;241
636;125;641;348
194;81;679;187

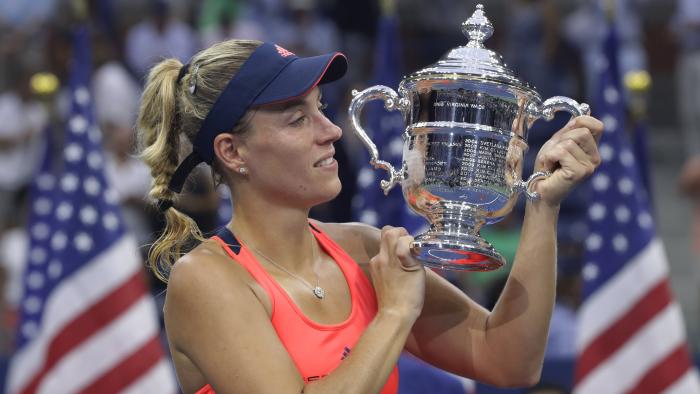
252;52;347;106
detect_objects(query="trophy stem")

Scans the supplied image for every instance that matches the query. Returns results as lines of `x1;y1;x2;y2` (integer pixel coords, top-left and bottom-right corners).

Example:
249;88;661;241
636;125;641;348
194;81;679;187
411;207;505;271
426;210;484;237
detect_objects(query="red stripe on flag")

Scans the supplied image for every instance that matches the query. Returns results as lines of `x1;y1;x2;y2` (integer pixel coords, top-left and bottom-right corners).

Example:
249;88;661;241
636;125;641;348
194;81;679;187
20;271;148;394
77;334;164;393
575;279;672;384
625;344;693;394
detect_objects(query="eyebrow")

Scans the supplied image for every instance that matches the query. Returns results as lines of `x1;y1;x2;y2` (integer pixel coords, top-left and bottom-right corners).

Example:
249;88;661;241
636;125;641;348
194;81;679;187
277;98;304;112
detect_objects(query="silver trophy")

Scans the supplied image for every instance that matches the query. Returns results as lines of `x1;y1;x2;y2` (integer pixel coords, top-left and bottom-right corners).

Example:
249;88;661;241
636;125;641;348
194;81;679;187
349;4;590;271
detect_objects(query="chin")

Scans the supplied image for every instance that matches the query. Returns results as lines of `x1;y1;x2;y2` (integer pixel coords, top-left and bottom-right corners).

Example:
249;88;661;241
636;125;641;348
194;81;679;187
310;179;342;207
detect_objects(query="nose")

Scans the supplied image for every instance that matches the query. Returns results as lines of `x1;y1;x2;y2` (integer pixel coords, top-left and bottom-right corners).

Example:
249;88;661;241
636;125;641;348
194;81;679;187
317;113;342;144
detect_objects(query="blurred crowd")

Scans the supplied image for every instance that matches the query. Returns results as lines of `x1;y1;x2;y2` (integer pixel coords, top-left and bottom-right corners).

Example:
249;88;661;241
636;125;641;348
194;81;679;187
0;0;698;374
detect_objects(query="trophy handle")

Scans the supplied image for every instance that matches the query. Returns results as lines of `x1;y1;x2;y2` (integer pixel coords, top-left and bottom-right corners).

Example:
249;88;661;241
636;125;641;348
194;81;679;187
527;96;591;121
518;96;589;201
513;171;551;201
349;85;410;194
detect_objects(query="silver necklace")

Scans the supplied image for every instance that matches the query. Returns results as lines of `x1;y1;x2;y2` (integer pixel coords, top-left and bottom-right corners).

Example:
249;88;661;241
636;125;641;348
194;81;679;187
247;235;325;300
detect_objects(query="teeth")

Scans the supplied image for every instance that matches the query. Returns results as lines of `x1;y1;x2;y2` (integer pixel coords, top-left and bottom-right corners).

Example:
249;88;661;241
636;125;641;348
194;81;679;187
316;157;333;167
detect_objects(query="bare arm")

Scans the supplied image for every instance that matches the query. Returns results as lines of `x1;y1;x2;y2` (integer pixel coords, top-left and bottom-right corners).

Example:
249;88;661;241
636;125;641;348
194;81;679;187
305;310;411;394
0;128;35;151
165;250;303;394
166;227;425;394
404;115;604;387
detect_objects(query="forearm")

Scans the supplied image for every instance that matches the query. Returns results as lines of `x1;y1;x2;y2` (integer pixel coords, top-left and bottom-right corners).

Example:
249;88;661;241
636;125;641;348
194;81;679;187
0;132;29;150
304;310;412;394
485;200;559;380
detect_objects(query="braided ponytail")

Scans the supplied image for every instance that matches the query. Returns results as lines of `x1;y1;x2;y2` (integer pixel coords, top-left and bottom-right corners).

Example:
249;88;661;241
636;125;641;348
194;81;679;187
137;40;261;282
136;59;203;282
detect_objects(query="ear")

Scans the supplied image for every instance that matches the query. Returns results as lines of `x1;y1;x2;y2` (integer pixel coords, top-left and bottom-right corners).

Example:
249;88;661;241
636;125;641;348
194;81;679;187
213;133;247;174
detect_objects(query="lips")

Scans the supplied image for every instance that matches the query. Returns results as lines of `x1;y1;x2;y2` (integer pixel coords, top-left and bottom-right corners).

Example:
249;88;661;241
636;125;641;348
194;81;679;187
315;157;335;167
314;151;336;167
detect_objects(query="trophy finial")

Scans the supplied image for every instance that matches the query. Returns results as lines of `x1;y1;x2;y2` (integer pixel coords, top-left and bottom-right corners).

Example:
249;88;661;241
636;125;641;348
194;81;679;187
462;3;493;48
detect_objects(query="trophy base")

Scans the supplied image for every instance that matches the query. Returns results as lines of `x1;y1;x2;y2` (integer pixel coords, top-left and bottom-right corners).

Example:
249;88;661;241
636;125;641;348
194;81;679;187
411;234;505;271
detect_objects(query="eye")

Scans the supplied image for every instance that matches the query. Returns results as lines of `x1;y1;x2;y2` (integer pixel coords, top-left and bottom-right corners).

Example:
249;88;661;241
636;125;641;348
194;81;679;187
290;114;306;126
318;102;328;112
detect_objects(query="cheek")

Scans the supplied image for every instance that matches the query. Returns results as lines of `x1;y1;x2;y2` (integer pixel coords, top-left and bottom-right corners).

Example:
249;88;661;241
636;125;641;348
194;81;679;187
265;159;312;188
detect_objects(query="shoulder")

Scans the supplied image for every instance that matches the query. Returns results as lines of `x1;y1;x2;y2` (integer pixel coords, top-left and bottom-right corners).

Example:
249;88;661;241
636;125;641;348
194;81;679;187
163;240;262;348
166;240;242;294
310;220;381;265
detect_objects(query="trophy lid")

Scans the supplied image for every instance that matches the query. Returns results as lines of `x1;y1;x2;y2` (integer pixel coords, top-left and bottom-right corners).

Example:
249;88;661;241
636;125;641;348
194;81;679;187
404;4;536;96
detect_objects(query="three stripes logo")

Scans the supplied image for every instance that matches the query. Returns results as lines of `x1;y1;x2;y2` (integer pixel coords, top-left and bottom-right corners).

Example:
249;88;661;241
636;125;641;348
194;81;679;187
341;346;352;360
275;45;295;58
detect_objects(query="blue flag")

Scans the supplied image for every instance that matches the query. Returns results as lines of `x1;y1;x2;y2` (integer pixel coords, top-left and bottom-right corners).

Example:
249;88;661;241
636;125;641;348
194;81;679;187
7;27;176;393
352;15;425;234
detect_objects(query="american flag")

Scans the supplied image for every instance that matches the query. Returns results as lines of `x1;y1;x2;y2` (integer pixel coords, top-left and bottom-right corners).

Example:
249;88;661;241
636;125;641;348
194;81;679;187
6;27;177;393
573;21;700;394
352;14;424;234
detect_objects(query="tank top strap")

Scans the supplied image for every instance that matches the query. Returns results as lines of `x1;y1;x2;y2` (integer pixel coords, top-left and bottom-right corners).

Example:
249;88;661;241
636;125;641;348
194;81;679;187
308;223;375;301
210;227;278;314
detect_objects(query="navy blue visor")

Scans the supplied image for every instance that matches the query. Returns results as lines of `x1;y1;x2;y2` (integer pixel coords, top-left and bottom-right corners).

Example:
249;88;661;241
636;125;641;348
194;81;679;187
168;42;347;193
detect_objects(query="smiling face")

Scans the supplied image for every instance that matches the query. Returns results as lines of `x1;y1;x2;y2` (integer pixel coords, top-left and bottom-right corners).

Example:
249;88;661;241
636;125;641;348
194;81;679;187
232;87;343;209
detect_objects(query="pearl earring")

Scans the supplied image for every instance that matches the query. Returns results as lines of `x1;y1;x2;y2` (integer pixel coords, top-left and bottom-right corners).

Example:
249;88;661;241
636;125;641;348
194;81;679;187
239;167;247;175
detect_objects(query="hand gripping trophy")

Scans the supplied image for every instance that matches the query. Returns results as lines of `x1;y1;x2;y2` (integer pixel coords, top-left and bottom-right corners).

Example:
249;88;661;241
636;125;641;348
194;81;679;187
349;4;590;271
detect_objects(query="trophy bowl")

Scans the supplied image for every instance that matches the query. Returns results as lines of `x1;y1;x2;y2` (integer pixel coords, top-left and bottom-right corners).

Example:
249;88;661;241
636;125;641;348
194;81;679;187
349;4;589;271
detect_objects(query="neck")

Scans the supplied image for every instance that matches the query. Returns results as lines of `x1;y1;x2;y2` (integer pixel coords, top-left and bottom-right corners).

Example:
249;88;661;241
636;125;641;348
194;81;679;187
228;193;317;272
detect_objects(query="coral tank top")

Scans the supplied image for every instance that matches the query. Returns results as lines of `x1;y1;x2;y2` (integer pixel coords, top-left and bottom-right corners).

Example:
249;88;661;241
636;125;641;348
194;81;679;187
195;223;398;394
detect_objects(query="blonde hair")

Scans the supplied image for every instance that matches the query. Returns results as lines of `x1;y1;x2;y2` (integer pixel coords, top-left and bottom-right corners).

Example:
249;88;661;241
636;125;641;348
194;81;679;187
137;39;262;282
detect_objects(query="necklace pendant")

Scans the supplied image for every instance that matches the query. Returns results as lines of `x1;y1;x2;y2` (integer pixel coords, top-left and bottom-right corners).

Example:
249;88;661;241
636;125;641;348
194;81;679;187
313;286;325;299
